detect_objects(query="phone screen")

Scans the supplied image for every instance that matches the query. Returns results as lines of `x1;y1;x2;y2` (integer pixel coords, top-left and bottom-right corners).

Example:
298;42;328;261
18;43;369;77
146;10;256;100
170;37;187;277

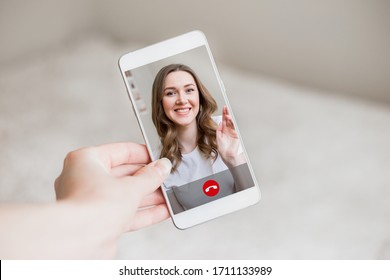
121;36;258;222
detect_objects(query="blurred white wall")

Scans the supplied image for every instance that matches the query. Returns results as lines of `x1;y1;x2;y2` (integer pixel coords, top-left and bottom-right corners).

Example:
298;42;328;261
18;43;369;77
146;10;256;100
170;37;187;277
1;0;389;103
0;0;96;62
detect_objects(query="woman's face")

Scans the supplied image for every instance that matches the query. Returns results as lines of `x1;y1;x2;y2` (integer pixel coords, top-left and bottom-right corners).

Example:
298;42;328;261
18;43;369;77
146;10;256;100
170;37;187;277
162;71;200;128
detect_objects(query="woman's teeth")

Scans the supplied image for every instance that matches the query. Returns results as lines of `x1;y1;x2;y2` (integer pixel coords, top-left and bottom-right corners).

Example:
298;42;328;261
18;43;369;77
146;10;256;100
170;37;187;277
175;108;190;113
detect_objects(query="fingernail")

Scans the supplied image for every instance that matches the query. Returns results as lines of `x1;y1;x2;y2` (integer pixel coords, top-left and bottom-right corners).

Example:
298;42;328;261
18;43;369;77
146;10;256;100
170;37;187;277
155;158;172;177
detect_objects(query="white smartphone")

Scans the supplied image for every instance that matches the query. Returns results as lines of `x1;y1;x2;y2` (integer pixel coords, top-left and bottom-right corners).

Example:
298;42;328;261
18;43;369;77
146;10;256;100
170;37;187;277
118;30;260;229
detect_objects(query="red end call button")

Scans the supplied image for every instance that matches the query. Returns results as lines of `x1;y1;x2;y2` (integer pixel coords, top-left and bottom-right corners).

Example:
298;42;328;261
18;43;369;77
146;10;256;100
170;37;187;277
203;180;220;197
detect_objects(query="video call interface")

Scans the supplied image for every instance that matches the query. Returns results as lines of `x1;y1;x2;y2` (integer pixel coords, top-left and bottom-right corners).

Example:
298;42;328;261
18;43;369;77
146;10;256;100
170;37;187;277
124;46;255;214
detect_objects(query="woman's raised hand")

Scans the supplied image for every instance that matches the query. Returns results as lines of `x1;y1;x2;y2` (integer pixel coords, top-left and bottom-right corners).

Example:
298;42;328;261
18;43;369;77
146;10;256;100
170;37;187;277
216;106;245;168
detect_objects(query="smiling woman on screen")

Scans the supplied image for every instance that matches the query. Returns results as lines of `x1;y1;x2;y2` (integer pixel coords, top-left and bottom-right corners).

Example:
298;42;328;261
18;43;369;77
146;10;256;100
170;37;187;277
151;64;248;211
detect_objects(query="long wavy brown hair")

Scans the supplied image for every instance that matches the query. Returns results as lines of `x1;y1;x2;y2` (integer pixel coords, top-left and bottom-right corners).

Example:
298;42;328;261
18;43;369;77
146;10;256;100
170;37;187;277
152;64;218;172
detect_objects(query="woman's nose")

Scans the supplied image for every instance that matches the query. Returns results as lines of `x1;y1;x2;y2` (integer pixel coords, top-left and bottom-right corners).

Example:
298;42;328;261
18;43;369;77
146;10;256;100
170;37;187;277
175;92;188;104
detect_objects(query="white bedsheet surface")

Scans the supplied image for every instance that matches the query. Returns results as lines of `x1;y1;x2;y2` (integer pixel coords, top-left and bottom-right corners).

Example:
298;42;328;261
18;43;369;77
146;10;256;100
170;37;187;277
0;37;389;259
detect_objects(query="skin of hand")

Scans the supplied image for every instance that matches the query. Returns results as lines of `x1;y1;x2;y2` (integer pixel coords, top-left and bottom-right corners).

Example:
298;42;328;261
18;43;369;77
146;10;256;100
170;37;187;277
0;142;172;259
216;106;245;168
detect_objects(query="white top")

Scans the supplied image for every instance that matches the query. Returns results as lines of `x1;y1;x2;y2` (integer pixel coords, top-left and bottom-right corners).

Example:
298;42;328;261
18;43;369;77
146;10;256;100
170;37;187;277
163;146;228;190
154;115;229;190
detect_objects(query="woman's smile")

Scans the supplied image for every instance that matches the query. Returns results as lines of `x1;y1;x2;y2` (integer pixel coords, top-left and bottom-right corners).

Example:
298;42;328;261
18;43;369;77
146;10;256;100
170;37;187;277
174;107;191;114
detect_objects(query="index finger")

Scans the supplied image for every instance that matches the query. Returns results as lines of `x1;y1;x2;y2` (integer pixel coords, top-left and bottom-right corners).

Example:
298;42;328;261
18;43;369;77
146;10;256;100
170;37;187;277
96;142;151;169
223;105;229;116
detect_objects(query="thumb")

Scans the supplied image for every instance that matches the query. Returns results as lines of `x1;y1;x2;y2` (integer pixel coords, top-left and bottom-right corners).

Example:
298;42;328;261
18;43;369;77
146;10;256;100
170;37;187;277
128;158;172;196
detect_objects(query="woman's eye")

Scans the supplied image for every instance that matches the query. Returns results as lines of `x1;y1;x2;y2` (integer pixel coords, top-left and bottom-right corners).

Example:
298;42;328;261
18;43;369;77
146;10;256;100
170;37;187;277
165;91;175;96
186;88;194;93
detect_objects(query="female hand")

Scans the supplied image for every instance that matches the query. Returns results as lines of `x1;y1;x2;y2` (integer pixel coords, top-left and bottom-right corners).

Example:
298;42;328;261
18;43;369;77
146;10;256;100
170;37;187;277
0;142;172;259
55;142;172;232
216;106;245;168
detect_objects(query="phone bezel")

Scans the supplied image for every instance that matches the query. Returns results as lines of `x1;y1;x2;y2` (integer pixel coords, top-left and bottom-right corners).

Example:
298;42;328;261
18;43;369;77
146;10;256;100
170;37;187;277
118;30;260;229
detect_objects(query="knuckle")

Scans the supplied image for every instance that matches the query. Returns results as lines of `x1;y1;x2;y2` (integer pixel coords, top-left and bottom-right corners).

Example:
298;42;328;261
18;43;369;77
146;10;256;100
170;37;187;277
64;147;96;164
